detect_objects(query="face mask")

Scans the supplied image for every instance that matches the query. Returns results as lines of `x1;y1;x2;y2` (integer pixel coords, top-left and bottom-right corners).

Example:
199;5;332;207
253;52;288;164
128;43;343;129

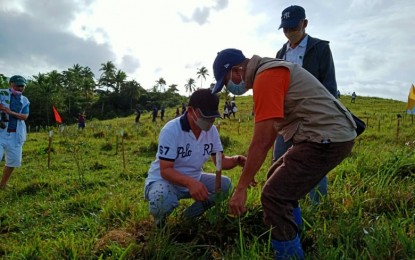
11;88;22;96
227;71;248;95
192;110;214;131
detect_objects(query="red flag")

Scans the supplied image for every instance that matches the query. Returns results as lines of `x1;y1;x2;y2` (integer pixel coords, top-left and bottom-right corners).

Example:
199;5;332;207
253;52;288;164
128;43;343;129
52;106;62;124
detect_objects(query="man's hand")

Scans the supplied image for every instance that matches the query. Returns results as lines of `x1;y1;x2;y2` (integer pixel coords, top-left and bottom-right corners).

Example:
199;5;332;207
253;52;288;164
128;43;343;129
188;179;209;201
229;188;248;216
235;155;247;167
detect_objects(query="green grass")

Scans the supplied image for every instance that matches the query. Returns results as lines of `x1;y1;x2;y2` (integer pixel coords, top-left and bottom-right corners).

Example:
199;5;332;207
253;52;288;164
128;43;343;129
1;95;414;259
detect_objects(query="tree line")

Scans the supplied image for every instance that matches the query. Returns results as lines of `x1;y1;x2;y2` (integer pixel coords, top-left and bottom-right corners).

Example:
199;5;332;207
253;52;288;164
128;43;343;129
1;62;212;126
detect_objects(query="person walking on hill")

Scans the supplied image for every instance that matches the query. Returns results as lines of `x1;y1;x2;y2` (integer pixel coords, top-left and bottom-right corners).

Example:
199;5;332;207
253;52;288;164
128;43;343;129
230;100;237;118
273;5;338;205
135;107;141;124
351;92;357;103
160;106;165;121
78;112;86;129
212;48;356;259
144;89;246;227
152;106;158;122
223;101;231;119
0;75;30;189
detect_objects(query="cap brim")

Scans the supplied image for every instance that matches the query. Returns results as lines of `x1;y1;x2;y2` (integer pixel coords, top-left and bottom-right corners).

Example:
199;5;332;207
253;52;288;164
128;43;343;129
199;109;222;119
212;79;225;94
278;19;301;29
14;81;26;86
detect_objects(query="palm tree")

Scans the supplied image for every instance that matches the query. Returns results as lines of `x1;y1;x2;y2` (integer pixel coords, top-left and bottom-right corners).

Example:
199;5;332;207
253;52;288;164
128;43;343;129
167;84;178;93
114;69;127;93
62;64;83;114
155;77;166;92
99;61;116;92
98;61;116;114
184;78;196;96
196;66;209;88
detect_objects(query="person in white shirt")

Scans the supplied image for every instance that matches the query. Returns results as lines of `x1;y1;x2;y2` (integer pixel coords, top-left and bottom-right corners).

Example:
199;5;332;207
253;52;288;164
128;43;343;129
144;89;246;227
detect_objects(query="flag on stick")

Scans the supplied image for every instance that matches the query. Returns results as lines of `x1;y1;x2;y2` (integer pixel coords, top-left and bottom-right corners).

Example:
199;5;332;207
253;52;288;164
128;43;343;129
52;106;62;124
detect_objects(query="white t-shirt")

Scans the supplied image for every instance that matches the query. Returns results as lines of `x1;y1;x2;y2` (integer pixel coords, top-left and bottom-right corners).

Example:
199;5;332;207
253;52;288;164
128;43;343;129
145;114;223;192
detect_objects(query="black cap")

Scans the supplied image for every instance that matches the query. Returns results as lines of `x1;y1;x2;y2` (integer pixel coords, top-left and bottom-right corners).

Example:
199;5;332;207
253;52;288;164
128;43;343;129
188;89;221;118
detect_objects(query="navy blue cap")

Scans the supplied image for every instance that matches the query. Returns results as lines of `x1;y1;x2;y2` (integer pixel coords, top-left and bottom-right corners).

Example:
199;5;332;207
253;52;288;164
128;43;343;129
278;5;306;29
212;48;246;94
9;75;27;86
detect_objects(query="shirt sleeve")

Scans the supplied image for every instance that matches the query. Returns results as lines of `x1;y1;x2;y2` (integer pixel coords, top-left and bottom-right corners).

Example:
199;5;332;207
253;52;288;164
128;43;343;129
210;125;223;154
157;125;177;161
253;67;290;123
22;104;29;114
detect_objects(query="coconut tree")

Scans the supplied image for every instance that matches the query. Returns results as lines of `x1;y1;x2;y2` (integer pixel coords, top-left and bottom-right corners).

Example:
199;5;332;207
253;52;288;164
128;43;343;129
114;69;127;93
196;66;209;88
155;77;167;92
98;61;116;114
184;78;196;96
99;61;116;92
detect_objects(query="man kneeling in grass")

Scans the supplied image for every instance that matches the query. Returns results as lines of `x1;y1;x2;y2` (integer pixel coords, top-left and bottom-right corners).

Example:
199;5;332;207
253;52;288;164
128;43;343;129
144;89;246;227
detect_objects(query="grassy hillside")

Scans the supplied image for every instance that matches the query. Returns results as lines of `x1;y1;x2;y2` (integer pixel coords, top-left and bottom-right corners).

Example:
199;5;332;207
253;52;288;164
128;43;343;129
0;95;414;259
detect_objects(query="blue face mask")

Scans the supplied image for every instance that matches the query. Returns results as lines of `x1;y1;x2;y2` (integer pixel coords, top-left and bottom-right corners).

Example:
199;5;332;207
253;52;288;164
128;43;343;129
226;72;247;95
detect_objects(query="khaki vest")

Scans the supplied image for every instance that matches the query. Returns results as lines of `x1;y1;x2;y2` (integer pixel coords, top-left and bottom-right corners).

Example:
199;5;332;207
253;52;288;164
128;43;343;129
249;56;356;143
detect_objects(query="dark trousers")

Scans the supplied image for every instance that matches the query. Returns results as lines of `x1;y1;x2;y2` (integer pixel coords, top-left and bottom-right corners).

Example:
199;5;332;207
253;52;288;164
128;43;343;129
261;140;354;240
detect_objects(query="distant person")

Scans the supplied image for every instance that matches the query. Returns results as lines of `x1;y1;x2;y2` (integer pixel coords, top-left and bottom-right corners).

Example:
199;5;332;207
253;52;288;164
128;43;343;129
0;75;30;189
160;106;165;121
135;107;141;123
152;106;158;122
78;112;86;129
337;89;341;98
223;101;230;119
212;48;356;259
175;107;180;118
230;100;237;118
351;92;357;103
273;5;338;205
144;89;246;227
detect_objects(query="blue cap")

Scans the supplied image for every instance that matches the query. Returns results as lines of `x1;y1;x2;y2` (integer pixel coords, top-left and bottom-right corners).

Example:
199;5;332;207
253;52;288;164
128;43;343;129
278;5;306;29
9;75;27;86
212;48;246;94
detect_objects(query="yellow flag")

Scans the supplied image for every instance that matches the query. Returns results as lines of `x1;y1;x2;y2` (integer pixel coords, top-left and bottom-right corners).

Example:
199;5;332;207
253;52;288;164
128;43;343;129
407;84;415;110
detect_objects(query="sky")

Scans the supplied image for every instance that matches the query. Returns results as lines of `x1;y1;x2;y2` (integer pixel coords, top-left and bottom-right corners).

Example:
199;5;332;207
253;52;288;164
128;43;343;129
1;0;414;102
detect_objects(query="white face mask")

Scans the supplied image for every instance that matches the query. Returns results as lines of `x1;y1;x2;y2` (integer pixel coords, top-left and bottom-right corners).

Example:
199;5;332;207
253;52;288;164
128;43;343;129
192;110;214;131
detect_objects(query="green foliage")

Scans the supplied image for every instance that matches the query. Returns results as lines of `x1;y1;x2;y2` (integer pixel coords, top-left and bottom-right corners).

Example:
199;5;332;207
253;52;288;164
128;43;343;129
0;95;414;259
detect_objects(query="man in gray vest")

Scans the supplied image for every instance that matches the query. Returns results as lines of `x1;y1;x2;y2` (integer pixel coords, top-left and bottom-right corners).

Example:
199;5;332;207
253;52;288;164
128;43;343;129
212;48;355;259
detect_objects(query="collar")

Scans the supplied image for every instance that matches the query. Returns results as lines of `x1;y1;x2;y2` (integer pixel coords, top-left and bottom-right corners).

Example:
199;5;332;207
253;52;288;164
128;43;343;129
245;55;263;89
179;111;191;132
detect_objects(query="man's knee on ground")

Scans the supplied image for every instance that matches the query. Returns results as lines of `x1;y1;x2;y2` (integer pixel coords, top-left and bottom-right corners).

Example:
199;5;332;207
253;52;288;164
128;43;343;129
148;185;178;218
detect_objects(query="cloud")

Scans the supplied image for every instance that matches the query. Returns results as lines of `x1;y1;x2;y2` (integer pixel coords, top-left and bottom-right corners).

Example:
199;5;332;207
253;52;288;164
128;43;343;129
178;0;229;25
0;0;115;78
120;55;140;74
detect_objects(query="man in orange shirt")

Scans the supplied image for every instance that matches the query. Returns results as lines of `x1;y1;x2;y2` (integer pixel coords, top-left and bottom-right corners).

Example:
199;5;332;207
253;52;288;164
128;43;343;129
212;48;356;259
